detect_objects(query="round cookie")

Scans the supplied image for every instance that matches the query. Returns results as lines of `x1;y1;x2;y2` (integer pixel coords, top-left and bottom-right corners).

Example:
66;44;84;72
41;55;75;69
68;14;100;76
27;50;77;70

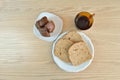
68;42;92;66
54;38;74;62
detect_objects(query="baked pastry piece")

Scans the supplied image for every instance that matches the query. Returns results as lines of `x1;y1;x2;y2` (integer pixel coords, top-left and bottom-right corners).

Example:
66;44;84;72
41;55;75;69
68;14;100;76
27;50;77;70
45;21;55;33
39;27;50;37
54;39;74;62
36;16;48;28
68;41;92;66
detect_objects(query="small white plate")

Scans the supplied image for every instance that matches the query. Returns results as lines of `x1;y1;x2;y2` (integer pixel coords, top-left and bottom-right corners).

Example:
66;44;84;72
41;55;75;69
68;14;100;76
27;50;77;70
33;12;63;42
52;31;94;72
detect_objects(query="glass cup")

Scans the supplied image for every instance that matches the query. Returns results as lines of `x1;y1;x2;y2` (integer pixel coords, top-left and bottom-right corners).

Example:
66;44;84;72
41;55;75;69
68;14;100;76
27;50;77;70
74;12;95;30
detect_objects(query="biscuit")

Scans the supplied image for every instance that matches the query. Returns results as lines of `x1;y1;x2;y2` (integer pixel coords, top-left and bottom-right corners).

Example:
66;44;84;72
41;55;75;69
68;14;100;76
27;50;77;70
68;42;92;66
63;31;83;42
54;39;74;62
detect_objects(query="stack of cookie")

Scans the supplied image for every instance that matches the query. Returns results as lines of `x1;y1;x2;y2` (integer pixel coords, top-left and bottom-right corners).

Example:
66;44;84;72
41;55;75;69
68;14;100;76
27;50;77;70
54;31;92;66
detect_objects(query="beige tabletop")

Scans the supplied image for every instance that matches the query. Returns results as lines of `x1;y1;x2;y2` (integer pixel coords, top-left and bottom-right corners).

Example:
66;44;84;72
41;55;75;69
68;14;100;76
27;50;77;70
0;0;120;80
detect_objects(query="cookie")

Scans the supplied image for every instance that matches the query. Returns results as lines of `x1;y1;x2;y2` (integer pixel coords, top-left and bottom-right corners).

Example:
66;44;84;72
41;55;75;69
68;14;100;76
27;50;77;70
54;39;74;62
63;31;83;42
68;41;92;66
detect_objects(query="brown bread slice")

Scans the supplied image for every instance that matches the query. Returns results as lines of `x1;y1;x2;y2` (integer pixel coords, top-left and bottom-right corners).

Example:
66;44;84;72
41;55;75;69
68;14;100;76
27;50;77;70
54;39;74;62
62;31;83;42
68;41;92;66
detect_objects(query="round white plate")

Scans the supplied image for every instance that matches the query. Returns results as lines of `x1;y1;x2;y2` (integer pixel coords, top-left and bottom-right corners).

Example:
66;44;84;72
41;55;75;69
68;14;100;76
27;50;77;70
52;31;94;72
33;12;63;42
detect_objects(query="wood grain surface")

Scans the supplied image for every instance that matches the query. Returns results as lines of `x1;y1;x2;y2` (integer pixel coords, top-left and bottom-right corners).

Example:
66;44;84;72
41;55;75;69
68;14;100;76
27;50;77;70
0;0;120;80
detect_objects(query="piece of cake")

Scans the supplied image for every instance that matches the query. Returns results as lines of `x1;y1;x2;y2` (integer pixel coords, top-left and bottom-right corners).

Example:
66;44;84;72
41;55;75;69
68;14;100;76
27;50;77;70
45;21;55;33
35;16;55;37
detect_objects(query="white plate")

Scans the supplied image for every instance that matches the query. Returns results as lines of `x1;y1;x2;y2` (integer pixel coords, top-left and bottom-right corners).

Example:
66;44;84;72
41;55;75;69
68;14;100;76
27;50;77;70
52;31;94;72
33;12;63;42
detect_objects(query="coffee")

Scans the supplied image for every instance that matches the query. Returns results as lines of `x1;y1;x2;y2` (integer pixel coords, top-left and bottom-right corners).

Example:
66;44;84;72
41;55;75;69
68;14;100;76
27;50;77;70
75;12;94;30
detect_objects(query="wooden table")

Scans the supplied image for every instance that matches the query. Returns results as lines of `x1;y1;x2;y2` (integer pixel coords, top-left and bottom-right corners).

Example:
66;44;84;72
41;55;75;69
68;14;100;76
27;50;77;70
0;0;120;80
